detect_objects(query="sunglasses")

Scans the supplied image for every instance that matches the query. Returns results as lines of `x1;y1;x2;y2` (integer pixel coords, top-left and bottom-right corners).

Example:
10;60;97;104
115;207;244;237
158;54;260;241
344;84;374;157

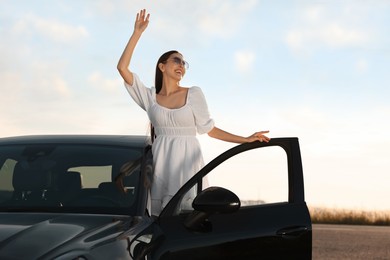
168;57;189;70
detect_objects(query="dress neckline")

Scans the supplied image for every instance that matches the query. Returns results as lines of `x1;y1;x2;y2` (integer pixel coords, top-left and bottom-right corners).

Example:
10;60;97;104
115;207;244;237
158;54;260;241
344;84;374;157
153;87;190;110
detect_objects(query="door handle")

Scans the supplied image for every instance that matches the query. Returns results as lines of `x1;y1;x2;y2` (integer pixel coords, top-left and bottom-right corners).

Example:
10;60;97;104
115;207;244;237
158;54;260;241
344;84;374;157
276;226;309;238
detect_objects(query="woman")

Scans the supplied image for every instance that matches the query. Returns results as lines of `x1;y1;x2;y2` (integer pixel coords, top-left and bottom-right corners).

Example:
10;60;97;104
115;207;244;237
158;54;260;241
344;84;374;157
117;9;270;215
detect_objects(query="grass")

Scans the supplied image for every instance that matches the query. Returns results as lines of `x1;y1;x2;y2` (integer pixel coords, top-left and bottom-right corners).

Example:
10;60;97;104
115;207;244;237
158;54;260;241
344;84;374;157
309;207;390;226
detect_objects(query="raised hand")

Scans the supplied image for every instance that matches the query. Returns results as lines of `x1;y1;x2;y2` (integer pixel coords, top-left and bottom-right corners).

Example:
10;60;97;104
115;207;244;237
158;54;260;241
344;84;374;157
117;9;150;85
134;9;150;34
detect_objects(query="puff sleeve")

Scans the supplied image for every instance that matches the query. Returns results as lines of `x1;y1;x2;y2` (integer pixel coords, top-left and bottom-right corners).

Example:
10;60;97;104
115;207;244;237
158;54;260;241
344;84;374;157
124;73;153;111
189;87;215;134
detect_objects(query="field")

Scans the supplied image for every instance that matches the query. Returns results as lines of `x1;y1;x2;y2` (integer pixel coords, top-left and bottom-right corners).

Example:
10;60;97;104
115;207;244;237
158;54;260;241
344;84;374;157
309;207;390;226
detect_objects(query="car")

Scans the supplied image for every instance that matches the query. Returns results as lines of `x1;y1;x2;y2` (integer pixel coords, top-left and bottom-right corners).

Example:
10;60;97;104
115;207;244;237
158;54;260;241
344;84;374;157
0;135;312;259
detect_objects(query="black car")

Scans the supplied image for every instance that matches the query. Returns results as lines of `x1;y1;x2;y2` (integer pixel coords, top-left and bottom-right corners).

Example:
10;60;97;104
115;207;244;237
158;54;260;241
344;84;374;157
0;135;311;259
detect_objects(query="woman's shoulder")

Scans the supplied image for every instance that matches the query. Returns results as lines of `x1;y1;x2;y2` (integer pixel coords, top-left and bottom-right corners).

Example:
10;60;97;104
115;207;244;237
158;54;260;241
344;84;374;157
188;86;203;94
187;86;204;99
188;86;208;105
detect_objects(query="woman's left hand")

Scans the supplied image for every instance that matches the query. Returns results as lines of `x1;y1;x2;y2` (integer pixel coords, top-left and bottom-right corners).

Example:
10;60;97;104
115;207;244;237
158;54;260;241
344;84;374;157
246;131;270;143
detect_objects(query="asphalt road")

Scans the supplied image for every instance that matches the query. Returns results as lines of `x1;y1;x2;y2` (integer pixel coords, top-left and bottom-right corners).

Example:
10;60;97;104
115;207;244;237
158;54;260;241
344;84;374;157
313;224;390;259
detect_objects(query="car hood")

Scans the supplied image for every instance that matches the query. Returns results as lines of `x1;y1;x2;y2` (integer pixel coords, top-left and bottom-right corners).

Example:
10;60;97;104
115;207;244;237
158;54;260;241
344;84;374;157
0;212;136;259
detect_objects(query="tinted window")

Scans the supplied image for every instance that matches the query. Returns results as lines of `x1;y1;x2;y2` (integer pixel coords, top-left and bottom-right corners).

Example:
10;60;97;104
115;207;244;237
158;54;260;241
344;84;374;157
0;144;143;215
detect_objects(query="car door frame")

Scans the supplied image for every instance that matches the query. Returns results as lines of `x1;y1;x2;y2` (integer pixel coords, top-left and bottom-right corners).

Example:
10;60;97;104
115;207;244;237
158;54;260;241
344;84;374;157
151;137;312;259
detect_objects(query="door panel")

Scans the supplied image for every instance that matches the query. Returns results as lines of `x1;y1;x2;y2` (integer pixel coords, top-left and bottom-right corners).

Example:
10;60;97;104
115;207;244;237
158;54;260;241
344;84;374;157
154;203;311;259
153;138;312;259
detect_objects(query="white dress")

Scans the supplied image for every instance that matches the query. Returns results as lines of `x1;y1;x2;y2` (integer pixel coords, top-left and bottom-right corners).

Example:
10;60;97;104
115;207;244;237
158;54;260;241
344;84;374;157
125;74;214;215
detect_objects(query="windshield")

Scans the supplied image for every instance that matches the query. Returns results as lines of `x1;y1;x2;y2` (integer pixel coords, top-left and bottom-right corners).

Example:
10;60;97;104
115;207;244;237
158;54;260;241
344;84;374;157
0;143;143;215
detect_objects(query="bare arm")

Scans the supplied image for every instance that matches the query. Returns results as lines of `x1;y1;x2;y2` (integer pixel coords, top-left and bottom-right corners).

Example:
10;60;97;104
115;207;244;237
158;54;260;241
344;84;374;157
208;127;270;143
117;9;150;85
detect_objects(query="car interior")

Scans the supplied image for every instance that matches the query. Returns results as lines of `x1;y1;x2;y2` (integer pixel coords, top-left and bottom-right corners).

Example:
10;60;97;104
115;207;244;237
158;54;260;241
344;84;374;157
0;144;144;215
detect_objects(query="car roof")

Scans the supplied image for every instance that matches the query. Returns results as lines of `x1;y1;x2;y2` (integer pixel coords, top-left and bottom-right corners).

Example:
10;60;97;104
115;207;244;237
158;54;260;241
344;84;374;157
0;134;151;148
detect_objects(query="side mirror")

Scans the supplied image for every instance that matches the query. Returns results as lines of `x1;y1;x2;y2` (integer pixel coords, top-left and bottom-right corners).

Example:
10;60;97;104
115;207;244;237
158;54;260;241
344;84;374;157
193;186;240;213
184;186;240;232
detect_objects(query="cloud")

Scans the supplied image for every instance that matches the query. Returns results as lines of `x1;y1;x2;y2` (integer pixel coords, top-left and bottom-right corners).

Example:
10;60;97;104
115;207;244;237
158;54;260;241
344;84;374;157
0;62;72;108
234;50;256;73
88;72;122;93
94;1;116;16
37;76;72;98
26;59;73;99
286;24;368;51
197;0;258;38
12;14;88;44
285;3;371;55
0;69;71;137
133;0;259;45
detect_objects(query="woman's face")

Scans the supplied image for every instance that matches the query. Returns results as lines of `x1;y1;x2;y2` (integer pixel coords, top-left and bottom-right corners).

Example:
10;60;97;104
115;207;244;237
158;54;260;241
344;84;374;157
160;53;189;81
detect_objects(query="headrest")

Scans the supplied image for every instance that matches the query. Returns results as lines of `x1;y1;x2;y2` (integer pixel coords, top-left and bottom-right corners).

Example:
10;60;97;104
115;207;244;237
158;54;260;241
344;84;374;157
13;161;51;191
99;182;123;195
59;171;82;191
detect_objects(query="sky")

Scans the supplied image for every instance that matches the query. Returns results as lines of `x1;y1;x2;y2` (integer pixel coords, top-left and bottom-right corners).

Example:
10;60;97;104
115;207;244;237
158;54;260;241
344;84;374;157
1;0;389;211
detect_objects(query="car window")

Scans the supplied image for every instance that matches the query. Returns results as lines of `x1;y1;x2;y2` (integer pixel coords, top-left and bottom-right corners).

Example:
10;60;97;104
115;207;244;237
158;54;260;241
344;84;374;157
177;145;288;213
208;146;288;205
0;159;16;191
0;144;143;215
68;165;112;188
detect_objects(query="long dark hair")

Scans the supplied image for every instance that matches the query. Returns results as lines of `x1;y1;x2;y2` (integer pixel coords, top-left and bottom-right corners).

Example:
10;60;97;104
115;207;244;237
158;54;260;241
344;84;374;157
154;50;179;94
151;50;179;142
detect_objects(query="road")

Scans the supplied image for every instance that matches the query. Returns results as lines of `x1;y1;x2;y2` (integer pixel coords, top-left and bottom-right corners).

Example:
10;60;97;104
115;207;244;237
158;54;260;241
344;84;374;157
313;224;390;259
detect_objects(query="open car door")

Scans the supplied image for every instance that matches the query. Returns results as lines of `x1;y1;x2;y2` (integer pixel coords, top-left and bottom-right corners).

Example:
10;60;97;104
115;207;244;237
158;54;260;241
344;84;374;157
142;138;312;259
